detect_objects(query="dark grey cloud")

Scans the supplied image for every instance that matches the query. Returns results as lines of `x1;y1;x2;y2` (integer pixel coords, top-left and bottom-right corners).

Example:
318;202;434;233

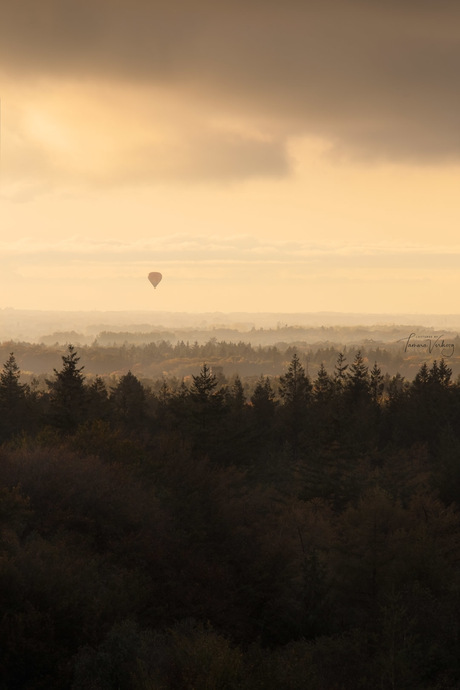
2;0;460;162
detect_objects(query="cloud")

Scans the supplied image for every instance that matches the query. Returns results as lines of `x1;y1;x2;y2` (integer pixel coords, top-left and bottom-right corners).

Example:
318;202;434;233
1;81;290;191
4;235;460;271
1;0;460;173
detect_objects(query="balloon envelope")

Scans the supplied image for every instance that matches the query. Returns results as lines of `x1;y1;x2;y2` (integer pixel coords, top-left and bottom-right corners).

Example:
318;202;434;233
148;272;162;289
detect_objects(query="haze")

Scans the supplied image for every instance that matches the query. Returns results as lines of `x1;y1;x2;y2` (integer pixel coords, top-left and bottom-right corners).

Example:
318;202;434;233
1;1;460;316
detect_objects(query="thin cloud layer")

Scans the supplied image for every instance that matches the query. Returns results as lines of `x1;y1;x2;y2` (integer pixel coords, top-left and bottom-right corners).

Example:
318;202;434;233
3;233;460;313
1;0;459;191
4;235;460;268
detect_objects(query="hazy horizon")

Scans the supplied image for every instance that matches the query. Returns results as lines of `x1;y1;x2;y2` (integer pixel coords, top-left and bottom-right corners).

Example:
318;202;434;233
3;307;460;343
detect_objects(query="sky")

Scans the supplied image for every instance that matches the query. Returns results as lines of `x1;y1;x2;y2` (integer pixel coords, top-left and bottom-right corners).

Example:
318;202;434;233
1;0;460;317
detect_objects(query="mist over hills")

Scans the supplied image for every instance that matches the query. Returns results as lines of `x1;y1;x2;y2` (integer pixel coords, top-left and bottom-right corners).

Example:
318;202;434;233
2;308;460;344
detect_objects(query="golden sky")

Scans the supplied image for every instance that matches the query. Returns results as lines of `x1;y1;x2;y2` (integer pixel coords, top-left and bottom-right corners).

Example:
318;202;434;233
1;0;460;315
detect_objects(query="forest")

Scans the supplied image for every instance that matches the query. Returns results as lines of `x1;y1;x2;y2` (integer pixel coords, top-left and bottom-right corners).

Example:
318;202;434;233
1;344;460;688
2;331;460;388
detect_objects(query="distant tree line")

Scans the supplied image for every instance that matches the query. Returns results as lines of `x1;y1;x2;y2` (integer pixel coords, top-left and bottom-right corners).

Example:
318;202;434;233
0;336;437;389
1;344;458;460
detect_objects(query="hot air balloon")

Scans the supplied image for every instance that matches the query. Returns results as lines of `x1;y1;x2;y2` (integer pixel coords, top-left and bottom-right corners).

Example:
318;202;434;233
148;272;162;289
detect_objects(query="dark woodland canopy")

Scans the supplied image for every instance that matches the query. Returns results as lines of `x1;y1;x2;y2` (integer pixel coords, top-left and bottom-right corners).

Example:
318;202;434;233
1;345;460;688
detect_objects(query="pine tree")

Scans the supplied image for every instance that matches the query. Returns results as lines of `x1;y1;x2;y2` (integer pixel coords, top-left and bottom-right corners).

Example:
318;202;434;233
279;353;312;406
412;362;429;391
429;360;440;385
341;351;379;451
333;351;348;392
369;362;384;404
313;363;333;403
157;379;172;407
0;352;27;403
0;352;29;440
279;353;312;457
431;358;452;388
190;363;220;403
87;376;110;421
110;371;147;429
346;351;370;401
227;375;245;413
386;373;406;404
251;376;276;424
188;364;225;455
46;345;87;432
